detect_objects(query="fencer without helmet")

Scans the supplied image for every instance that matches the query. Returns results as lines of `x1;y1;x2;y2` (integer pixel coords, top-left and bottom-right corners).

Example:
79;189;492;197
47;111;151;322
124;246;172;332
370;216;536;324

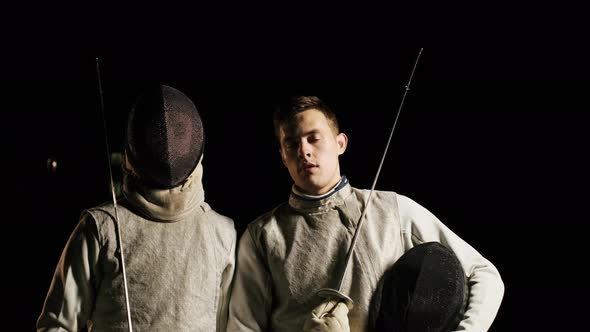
125;85;205;189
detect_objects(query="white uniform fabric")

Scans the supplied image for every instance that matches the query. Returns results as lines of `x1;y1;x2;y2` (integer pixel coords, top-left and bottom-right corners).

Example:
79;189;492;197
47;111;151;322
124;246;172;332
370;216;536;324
37;162;236;332
227;182;504;332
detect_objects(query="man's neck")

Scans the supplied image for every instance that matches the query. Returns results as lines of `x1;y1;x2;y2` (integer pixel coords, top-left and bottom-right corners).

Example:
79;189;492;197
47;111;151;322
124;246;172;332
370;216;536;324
292;176;349;201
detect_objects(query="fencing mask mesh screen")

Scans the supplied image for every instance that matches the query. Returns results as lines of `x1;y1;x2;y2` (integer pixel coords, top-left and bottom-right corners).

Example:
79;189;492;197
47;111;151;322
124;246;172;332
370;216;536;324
373;242;468;332
125;85;204;189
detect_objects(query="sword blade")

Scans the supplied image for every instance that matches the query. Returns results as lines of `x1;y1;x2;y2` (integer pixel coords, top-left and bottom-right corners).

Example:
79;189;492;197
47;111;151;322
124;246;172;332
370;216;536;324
318;48;424;306
96;58;134;332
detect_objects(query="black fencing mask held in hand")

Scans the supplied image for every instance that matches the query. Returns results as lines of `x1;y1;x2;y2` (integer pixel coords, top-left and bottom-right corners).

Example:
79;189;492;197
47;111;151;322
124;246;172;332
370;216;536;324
373;242;468;332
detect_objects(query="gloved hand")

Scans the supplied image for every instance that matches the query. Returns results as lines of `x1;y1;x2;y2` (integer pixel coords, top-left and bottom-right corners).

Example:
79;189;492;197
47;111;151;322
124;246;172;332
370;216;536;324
302;300;350;332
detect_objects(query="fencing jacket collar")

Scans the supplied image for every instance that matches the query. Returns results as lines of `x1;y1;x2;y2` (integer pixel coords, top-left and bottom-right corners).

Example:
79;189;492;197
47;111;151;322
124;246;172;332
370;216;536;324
288;176;353;213
291;175;349;200
122;154;205;222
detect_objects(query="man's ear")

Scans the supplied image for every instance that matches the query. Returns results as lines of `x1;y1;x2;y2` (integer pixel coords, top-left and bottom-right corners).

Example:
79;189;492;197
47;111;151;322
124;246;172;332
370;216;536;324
337;133;348;155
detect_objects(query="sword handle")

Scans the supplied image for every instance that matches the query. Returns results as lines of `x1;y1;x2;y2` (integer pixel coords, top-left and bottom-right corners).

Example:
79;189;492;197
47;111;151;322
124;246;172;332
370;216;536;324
316;288;354;310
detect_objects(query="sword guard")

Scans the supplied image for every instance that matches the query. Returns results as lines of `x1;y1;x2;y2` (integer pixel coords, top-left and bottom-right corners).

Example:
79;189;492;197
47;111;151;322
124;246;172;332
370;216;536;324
316;288;354;310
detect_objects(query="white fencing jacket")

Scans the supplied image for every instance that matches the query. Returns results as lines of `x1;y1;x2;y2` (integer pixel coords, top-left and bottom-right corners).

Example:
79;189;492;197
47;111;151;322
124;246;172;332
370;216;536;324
227;182;503;332
38;162;236;331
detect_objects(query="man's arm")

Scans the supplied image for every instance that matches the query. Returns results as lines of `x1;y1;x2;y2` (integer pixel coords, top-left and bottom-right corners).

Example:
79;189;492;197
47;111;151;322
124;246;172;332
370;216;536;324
397;194;504;332
216;234;236;332
227;229;273;332
37;213;100;332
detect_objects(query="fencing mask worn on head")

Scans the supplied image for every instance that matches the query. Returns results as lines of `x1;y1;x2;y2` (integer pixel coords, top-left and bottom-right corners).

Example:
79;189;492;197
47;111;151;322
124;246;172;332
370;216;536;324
373;242;468;332
125;85;205;189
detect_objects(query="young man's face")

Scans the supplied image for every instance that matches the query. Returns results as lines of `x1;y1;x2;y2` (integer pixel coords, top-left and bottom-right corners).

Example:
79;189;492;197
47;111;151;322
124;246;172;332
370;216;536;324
279;109;348;195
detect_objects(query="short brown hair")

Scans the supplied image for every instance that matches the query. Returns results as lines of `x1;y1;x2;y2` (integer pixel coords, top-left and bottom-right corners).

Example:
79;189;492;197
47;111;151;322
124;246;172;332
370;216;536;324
273;95;340;139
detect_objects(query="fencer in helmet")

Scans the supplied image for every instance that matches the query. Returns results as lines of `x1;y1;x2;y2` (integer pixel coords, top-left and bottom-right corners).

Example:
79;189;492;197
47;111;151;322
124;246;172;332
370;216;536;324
38;85;236;331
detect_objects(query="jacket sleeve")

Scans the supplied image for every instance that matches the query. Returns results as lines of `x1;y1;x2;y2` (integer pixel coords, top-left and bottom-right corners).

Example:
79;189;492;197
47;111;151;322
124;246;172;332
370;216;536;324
396;194;504;332
227;229;273;332
37;213;100;332
216;233;236;332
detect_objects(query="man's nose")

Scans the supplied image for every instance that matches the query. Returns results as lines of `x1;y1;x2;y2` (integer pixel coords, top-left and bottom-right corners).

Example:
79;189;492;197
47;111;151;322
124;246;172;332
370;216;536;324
298;141;311;159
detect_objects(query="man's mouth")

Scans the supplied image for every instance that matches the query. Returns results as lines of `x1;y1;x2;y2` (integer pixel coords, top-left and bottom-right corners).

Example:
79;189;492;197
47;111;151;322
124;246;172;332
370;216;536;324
300;162;317;172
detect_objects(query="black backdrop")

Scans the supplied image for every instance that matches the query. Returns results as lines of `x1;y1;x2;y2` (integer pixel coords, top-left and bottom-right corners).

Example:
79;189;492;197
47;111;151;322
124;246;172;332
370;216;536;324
2;10;588;330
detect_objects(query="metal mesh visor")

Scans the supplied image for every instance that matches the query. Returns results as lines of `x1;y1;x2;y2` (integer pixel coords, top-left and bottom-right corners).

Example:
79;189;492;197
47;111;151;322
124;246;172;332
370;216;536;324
374;242;468;332
125;85;204;189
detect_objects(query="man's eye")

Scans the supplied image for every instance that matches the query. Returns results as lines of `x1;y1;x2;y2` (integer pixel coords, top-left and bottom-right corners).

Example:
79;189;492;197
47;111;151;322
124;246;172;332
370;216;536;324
308;136;320;143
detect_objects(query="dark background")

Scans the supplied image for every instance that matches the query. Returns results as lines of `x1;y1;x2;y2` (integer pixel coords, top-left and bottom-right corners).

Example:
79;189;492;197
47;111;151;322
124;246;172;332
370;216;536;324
2;6;588;330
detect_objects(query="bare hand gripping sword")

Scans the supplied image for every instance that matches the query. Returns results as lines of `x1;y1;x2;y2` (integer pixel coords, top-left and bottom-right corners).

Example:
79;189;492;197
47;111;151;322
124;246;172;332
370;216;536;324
96;58;134;332
317;48;424;310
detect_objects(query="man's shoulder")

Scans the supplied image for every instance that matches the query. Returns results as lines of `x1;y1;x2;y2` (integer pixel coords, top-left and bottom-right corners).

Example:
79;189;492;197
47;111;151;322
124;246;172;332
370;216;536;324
82;201;117;222
247;202;289;232
351;186;399;201
78;201;123;243
198;204;237;255
202;203;234;226
82;198;141;224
